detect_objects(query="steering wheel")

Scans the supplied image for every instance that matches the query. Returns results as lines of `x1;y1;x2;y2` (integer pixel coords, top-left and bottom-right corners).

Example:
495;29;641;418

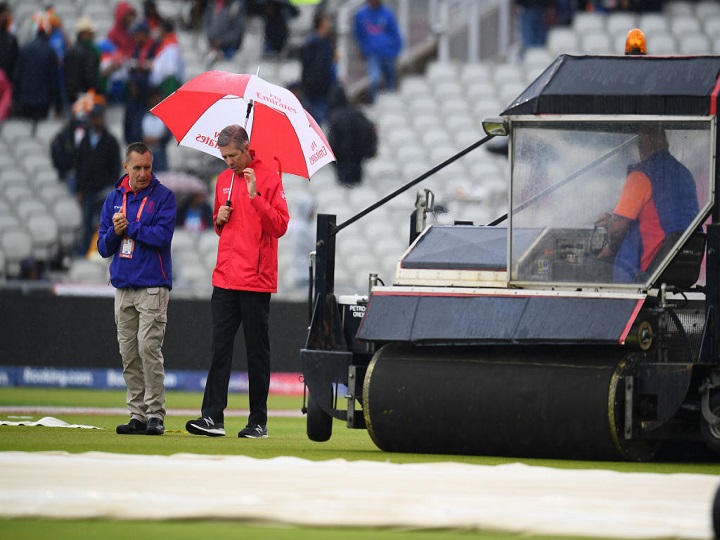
589;225;609;255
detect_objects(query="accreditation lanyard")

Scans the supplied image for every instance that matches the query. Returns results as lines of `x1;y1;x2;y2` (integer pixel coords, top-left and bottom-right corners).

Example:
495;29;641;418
119;188;151;259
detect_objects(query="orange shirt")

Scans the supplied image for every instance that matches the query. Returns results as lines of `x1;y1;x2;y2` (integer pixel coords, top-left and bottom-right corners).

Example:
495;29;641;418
614;171;666;271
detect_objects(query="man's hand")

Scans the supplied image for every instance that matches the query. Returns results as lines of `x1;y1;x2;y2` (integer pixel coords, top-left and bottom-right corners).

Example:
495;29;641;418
217;204;233;226
244;167;257;199
112;212;128;236
594;212;611;229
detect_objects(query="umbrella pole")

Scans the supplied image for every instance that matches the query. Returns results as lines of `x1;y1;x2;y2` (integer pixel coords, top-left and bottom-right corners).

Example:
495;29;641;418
226;172;235;206
244;99;254;129
224;101;254;207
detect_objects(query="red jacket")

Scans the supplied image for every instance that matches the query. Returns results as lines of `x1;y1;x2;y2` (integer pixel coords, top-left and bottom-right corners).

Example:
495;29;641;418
212;155;290;293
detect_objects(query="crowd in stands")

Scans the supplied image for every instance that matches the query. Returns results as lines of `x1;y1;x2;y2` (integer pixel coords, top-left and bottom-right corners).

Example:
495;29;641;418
0;0;402;285
514;0;667;56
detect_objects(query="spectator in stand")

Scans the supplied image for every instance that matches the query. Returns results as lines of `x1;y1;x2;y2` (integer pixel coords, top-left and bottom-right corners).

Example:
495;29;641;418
0;69;9;119
261;0;298;58
353;0;402;104
108;1;138;59
123;21;158;145
141;87;171;172
203;0;245;67
12;12;62;123
75;98;122;256
51;91;96;193
142;0;165;39
186;0;209;31
326;85;377;187
0;2;17;120
515;0;550;58
149;19;184;98
177;191;214;234
103;1;137;103
300;10;335;126
45;9;69;114
0;3;18;85
97;36;126;104
64;17;101;107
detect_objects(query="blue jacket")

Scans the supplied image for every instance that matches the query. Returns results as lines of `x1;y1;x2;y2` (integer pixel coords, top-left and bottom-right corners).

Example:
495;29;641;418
353;3;403;59
97;173;176;290
614;148;699;282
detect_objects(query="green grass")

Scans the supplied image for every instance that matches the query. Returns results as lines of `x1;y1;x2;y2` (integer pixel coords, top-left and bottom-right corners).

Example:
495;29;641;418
1;387;718;540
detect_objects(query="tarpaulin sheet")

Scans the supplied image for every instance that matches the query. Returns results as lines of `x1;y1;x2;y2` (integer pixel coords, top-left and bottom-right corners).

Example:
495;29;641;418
0;451;717;539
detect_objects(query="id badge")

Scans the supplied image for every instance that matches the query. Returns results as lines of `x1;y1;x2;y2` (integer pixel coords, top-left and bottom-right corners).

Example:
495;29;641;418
119;237;135;259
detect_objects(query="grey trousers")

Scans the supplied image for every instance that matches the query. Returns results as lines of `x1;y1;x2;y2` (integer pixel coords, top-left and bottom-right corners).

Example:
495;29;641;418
114;287;169;422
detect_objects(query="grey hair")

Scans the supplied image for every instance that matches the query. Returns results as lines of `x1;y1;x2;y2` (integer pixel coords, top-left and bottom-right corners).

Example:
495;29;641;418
217;124;249;150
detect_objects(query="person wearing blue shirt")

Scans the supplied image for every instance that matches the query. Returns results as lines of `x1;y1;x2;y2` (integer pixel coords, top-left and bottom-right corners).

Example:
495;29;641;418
353;0;402;103
98;142;176;436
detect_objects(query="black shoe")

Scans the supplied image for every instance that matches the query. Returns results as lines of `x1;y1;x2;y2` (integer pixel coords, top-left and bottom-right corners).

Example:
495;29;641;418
238;423;268;438
146;418;165;436
116;418;147;435
186;417;225;437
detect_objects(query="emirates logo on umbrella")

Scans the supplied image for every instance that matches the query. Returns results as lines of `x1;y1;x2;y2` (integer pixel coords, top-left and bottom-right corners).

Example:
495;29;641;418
151;71;335;180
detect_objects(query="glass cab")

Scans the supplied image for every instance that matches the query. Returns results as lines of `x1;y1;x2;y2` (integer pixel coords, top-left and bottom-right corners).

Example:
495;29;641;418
508;117;714;290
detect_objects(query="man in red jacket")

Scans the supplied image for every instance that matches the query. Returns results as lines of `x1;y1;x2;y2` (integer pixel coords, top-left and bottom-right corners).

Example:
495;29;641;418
187;124;290;439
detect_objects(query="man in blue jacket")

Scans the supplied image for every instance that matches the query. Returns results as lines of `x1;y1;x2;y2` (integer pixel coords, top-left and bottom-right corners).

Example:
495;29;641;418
353;0;403;103
98;142;176;436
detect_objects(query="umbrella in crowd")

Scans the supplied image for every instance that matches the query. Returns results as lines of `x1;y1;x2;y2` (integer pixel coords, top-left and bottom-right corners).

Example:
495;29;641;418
150;71;335;180
155;171;208;195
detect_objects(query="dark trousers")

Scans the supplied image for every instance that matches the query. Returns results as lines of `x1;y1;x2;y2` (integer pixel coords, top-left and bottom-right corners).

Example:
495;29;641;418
201;287;271;426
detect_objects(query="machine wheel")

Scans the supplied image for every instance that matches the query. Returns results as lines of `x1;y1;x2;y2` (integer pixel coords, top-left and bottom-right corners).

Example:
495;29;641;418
700;392;720;455
306;391;333;442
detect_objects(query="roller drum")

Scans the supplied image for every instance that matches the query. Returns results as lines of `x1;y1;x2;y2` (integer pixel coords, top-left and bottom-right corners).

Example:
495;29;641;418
363;343;660;461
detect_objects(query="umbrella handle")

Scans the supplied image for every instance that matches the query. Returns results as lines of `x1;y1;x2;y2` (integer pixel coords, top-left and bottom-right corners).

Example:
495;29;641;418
244;99;254;129
226;172;235;207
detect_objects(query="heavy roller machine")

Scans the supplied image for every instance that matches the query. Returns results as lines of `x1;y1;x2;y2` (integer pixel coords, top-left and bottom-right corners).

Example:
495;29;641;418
301;52;720;461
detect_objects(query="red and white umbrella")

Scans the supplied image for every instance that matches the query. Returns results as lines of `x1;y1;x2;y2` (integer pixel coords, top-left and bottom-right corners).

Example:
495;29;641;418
150;71;335;179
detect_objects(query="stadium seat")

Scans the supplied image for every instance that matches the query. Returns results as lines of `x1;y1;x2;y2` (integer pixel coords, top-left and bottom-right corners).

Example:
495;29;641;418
546;28;581;55
665;0;694;16
492;63;524;86
582;32;612;54
638;13;668;34
0;119;33;144
678;34;711;55
1;229;33;278
606;12;637;38
460;63;492;85
67;259;107;283
670;15;702;37
0;213;20;235
645;33;677;55
13;138;44;159
198;231;219;260
26;214;59;263
426;61;461;80
703;16;720;37
696;1;720;19
465;81;496;101
400;76;432;100
51;197;82;250
572;12;605;34
3;185;34;205
523;47;555;70
21;154;53;176
15;199;48;222
37;182;70;204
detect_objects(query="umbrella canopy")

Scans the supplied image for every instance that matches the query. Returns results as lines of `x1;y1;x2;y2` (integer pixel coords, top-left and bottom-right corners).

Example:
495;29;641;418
150;71;335;179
